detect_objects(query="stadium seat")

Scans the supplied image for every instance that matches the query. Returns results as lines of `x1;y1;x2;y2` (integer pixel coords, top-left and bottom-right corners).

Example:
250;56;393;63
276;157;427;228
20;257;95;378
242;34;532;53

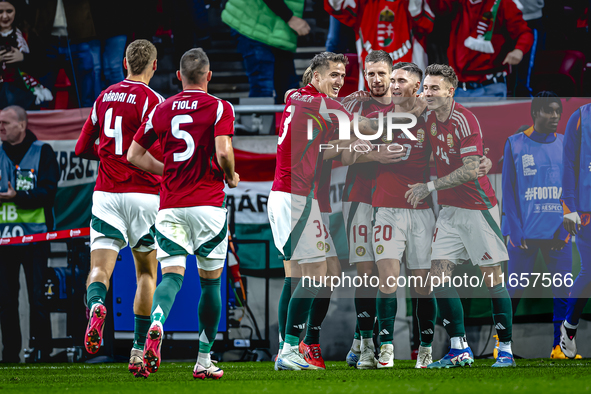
531;50;586;96
52;69;71;110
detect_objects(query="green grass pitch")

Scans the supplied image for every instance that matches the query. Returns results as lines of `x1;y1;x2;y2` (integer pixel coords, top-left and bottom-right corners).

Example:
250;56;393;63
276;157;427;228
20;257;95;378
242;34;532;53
1;359;590;394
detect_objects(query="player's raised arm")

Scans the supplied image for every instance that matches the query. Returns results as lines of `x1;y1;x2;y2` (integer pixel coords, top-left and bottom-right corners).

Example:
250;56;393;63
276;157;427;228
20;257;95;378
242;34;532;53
215;135;239;188
127;108;163;175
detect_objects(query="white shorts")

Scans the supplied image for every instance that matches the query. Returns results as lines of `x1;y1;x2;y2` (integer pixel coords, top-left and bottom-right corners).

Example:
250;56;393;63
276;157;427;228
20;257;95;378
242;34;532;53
321;212;338;259
155;206;228;271
431;205;508;267
342;201;375;264
373;208;435;270
267;190;325;264
90;191;159;253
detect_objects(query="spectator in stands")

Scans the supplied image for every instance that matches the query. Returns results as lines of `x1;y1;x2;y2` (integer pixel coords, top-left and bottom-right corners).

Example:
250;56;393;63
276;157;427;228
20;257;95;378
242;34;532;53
221;0;307;103
89;0;130;99
325;0;435;78
0;105;59;362
325;16;356;54
428;0;534;101
513;0;545;97
0;0;52;109
28;0;97;108
172;0;211;66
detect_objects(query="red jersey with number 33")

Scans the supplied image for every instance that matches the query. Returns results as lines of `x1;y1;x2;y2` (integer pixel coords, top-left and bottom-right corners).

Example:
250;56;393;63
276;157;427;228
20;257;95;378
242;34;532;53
273;84;350;198
134;90;235;210
78;79;164;194
426;101;497;210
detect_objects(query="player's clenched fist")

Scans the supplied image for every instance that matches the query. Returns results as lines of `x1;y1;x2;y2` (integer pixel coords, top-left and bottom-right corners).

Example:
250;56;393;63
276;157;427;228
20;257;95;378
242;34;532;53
227;172;240;188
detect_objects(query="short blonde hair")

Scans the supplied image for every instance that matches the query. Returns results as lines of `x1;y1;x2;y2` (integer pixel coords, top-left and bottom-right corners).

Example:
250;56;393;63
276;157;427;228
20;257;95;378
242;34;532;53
125;39;157;76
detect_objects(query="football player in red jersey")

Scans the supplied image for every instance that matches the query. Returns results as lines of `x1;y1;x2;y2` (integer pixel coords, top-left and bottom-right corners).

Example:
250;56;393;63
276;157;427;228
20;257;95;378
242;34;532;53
406;64;514;368
128;48;238;380
75;39;163;377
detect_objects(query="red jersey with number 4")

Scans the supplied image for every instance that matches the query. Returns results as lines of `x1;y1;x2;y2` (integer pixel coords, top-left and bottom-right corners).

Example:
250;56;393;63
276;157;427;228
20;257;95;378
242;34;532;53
134;89;235;209
426;101;497;210
372;109;432;209
342;99;394;205
273;84;350;198
76;79;164;195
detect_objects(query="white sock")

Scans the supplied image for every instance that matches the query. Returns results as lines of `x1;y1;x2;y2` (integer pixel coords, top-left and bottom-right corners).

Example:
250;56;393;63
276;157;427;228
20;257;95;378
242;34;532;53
498;341;512;355
564;320;579;330
281;342;295;355
450;336;468;349
352;338;361;353
197;352;211;368
361;338;375;351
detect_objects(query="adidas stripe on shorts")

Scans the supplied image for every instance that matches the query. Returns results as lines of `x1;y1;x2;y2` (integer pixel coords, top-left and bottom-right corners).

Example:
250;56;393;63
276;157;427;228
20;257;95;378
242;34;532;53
431;205;508;266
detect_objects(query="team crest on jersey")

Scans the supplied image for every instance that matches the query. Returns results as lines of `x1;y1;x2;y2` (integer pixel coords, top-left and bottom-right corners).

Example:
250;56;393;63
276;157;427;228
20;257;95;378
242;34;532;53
430;122;437;136
381;135;393;143
377;6;395;48
447;133;454;148
417;129;425;143
317;241;324;251
325;243;331;253
376;245;384;255
356;246;366;257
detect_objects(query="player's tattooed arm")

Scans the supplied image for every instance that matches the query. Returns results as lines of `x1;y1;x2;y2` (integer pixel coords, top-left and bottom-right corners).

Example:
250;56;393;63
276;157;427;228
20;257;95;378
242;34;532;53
434;155;480;190
127;141;164;175
405;155;480;208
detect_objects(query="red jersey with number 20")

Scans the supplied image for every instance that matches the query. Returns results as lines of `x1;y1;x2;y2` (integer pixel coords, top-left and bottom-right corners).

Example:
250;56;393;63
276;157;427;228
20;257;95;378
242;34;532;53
273;84;350;198
78;79;164;195
427;101;497;210
134;89;235;210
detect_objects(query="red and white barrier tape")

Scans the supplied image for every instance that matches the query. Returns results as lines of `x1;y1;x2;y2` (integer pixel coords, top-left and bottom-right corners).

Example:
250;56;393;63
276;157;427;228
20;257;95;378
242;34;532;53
0;227;90;246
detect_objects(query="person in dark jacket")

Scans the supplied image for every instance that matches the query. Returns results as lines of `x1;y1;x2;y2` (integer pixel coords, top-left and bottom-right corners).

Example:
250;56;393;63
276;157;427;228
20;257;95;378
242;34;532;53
0;105;59;362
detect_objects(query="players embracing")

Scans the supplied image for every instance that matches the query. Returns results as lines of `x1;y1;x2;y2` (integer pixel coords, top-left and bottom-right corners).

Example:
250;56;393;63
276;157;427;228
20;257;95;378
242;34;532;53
406;64;515;368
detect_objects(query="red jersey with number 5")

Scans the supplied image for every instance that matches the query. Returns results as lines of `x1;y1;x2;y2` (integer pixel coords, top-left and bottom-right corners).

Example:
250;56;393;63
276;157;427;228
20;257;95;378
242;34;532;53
426;101;497;210
77;79;164;195
134;89;235;210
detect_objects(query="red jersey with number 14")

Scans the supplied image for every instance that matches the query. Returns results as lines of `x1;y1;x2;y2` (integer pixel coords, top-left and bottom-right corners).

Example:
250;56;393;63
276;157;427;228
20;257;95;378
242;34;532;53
77;79;164;195
134;89;235;210
426;101;497;210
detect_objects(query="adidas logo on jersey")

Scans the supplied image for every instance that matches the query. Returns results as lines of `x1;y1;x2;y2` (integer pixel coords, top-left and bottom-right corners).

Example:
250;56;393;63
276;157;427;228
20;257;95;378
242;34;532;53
358;311;371;318
379;329;390;336
443;319;450;326
481;252;493;261
495;323;506;330
421;329;434;335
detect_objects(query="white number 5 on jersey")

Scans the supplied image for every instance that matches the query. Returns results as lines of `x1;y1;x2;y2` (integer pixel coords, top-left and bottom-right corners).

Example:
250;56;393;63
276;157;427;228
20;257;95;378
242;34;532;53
172;114;195;162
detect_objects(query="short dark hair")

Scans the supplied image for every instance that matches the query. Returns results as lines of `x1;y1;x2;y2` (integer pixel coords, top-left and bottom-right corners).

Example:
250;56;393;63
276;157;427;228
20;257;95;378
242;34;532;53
180;48;210;84
125;39;157;75
365;50;393;72
3;105;27;125
424;64;458;89
302;66;313;85
309;52;348;74
531;91;562;122
392;62;423;81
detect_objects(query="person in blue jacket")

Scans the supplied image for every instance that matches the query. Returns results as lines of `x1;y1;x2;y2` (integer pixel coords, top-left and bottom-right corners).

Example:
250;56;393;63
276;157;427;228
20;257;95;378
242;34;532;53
502;92;577;358
559;102;591;359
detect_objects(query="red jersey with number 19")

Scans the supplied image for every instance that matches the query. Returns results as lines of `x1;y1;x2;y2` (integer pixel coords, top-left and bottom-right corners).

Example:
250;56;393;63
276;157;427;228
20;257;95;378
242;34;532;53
76;79;164;195
272;83;351;198
426;101;497;210
134;89;235;210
